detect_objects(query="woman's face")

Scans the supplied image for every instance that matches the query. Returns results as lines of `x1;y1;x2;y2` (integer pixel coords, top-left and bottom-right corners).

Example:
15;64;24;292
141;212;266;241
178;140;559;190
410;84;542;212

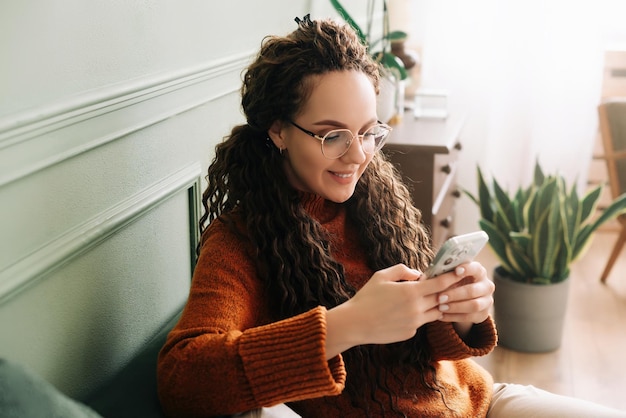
269;70;379;203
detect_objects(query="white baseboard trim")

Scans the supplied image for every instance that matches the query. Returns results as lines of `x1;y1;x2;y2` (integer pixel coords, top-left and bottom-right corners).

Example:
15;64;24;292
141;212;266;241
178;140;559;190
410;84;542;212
0;162;202;305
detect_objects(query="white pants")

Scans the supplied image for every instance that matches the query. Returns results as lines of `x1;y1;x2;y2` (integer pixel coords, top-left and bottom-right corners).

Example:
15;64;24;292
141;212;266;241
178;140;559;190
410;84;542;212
233;404;300;417
488;383;626;418
235;383;626;417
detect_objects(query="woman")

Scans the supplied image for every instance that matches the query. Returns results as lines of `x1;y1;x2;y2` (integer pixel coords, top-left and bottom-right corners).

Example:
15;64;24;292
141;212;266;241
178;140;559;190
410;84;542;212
158;15;625;418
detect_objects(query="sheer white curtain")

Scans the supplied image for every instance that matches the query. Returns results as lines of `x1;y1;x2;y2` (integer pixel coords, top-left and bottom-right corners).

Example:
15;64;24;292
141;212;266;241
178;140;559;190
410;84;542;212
391;0;626;233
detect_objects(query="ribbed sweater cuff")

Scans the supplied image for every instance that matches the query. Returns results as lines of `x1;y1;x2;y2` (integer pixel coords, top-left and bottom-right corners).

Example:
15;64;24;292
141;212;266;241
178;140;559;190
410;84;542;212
238;306;346;406
427;317;497;360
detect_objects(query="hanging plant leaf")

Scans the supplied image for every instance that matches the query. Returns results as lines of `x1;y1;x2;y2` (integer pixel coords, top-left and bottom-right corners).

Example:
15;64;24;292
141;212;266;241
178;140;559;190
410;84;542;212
329;0;367;45
373;51;408;80
330;0;408;80
386;30;408;41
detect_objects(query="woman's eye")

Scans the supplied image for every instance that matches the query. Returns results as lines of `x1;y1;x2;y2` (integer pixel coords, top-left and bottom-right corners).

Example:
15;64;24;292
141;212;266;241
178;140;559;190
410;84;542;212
324;132;342;142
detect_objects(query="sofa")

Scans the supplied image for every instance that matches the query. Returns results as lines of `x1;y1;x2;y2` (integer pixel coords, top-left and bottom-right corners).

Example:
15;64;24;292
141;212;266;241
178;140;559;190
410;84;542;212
0;306;300;418
0;306;210;418
2;305;307;418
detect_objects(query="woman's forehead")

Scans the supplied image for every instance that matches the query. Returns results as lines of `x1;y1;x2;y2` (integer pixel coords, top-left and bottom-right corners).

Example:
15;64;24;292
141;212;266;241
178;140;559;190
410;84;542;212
298;71;377;121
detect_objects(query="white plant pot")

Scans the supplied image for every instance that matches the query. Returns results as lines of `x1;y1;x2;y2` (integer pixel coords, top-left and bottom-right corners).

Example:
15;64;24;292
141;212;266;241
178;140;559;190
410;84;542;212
377;75;397;124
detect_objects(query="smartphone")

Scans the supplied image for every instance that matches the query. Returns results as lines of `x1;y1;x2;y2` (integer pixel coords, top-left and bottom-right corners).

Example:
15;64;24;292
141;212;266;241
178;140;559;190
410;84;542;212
423;231;489;278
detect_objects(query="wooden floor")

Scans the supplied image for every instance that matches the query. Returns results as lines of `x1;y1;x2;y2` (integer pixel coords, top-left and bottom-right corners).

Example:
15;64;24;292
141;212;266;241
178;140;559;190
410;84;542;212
472;230;626;410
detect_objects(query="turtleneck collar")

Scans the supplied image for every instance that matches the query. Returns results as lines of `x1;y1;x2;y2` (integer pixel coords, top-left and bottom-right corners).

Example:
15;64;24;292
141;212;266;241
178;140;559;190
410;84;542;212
300;192;342;224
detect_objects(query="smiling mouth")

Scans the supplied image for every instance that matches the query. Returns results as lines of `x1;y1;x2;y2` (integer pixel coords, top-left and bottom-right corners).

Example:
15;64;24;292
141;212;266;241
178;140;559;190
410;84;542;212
331;172;353;178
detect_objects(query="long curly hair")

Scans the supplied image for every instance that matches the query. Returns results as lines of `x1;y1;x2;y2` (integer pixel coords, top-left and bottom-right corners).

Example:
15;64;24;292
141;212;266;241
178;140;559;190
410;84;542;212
200;16;439;416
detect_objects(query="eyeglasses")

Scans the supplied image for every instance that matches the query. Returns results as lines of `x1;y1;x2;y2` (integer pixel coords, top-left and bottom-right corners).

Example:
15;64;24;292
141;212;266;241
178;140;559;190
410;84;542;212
288;119;393;159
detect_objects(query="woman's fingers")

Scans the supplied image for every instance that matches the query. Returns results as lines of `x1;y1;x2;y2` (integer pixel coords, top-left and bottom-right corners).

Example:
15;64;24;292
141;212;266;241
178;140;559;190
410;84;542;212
436;261;494;324
345;264;465;344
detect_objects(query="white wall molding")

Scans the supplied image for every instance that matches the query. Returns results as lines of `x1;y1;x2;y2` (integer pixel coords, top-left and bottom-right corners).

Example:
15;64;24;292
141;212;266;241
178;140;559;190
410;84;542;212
0;162;202;305
0;51;254;187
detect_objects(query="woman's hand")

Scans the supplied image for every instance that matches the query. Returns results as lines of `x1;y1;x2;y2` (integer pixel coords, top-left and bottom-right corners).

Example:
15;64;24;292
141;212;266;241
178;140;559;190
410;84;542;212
324;264;466;359
435;261;494;338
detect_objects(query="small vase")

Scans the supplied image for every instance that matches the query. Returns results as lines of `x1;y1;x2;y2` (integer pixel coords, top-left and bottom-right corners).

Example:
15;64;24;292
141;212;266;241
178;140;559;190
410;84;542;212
391;40;418;70
493;267;570;352
391;41;422;100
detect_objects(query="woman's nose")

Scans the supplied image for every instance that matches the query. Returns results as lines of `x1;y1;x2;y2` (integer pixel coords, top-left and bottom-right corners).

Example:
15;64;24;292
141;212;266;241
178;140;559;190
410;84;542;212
341;134;367;163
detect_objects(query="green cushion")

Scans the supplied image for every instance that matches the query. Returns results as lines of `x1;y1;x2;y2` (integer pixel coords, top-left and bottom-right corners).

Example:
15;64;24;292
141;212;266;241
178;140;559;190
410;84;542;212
0;358;102;418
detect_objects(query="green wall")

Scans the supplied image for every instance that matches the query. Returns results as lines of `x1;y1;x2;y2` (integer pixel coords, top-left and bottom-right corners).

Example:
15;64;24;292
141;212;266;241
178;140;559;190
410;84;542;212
0;0;372;398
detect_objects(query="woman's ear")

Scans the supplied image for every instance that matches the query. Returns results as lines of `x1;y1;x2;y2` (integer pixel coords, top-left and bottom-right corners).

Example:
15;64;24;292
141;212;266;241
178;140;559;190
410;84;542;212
268;120;286;152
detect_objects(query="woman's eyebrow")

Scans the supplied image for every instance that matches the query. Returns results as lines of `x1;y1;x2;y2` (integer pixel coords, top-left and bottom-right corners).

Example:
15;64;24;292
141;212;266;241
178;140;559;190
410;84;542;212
311;118;378;128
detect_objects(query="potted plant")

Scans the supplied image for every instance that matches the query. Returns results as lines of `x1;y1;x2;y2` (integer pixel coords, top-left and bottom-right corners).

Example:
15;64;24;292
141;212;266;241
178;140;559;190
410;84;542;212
465;160;626;352
330;0;409;122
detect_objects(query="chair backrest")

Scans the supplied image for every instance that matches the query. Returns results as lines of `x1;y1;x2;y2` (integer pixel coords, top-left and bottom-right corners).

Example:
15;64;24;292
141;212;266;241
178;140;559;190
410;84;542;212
598;99;626;198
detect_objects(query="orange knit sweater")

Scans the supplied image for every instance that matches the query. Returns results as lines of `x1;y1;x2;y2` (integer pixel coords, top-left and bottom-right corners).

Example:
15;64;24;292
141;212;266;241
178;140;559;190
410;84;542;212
157;195;497;417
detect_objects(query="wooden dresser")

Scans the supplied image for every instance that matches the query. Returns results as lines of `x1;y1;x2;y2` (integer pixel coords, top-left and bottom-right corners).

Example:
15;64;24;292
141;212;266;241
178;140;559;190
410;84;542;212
383;113;465;248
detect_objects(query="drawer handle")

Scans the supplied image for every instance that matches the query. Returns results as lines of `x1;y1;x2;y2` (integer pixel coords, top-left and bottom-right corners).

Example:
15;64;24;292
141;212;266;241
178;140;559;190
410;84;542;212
452;189;461;198
440;216;453;229
441;164;452;174
454;142;462;151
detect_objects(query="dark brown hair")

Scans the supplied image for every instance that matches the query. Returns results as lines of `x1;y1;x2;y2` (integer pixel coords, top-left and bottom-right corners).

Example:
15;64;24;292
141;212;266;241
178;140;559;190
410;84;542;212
200;16;438;416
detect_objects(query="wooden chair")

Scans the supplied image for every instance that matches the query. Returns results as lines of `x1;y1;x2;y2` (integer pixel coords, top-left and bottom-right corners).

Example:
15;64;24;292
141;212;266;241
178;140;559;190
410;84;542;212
598;99;626;283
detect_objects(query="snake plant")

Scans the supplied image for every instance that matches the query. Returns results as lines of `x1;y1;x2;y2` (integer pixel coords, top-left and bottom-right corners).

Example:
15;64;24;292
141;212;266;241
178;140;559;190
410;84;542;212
465;161;626;284
330;0;408;80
